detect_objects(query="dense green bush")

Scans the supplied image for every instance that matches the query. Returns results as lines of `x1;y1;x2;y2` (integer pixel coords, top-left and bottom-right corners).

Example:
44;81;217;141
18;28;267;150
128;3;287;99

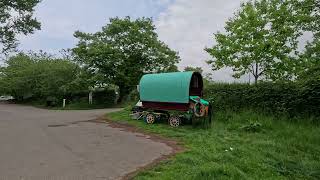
0;53;81;101
91;89;116;106
0;53;117;107
205;80;319;118
66;88;116;108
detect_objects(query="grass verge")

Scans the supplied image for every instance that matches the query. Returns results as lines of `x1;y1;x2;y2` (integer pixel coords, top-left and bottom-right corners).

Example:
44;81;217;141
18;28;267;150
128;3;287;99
107;108;320;180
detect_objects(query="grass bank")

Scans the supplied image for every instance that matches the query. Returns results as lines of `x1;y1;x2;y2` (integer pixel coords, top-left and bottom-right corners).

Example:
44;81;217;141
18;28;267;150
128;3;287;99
107;108;320;180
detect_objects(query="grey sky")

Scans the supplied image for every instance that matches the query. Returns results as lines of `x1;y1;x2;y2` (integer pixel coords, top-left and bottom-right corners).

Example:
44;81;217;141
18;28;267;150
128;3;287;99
17;0;252;82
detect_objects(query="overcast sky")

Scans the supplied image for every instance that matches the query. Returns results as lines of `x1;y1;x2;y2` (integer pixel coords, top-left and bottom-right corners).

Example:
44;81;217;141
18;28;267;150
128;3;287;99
17;0;249;82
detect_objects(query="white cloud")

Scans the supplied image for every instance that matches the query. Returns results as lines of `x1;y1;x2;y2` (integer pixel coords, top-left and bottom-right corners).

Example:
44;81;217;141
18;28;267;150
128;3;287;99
17;0;172;55
156;0;248;82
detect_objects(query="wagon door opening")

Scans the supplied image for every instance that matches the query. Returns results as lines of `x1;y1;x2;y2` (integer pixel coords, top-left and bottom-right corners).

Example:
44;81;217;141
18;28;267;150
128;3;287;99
189;72;203;97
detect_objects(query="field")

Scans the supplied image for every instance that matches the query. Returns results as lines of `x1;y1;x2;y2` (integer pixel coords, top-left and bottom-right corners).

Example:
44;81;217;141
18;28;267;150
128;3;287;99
107;108;320;180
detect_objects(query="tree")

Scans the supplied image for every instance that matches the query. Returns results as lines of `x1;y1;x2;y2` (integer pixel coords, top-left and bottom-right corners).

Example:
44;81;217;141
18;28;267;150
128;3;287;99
205;0;315;83
164;64;179;72
0;52;81;101
184;66;203;74
298;33;320;74
296;0;320;75
0;53;35;99
73;17;180;102
0;0;41;54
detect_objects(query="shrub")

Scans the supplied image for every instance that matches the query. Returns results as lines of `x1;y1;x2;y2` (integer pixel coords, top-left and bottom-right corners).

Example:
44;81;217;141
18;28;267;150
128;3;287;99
67;88;116;107
92;88;116;106
204;80;319;118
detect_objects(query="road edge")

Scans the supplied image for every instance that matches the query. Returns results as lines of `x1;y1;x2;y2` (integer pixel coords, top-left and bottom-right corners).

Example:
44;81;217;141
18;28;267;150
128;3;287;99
96;117;185;180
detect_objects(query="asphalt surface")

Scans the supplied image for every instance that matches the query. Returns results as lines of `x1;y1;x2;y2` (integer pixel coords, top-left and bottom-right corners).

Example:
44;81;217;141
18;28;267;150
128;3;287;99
0;103;172;179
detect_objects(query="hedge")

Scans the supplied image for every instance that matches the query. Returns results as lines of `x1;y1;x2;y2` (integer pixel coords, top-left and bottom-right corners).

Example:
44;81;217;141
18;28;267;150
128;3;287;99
204;81;320;118
67;88;116;106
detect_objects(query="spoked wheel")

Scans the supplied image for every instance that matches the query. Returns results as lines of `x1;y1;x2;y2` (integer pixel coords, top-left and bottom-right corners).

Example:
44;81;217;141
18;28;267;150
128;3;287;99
145;113;156;124
169;116;180;127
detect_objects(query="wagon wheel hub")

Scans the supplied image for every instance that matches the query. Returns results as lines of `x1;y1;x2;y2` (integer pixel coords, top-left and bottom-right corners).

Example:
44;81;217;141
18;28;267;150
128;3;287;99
146;114;155;124
169;116;180;127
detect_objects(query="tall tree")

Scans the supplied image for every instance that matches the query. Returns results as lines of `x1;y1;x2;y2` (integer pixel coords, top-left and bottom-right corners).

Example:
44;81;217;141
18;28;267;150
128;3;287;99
0;0;41;54
205;0;315;83
73;17;180;102
297;0;320;74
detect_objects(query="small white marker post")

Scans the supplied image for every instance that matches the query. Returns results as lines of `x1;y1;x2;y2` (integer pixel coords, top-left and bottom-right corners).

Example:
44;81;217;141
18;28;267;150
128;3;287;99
89;91;93;105
63;99;66;108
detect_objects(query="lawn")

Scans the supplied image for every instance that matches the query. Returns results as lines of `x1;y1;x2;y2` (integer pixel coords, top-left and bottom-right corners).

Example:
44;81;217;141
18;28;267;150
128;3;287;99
107;108;320;180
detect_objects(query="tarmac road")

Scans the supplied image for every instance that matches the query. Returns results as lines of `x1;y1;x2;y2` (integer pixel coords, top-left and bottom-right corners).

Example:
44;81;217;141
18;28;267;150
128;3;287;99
0;103;172;179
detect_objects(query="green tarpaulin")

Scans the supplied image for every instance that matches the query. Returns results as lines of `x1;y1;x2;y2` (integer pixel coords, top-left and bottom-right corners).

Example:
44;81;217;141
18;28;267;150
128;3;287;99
139;71;196;103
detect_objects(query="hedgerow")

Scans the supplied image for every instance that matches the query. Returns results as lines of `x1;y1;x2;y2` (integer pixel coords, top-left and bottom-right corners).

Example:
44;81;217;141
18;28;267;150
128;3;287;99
204;80;319;118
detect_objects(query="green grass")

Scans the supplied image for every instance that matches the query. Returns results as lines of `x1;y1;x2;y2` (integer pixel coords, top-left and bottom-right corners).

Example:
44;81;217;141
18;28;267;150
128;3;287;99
107;108;320;180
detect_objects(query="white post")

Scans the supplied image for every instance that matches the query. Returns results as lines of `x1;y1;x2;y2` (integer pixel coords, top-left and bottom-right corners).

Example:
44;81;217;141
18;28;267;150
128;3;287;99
63;99;66;108
89;91;93;105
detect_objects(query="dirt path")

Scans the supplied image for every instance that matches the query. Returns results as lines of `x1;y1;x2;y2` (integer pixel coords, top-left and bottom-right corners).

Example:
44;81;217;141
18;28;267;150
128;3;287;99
0;103;172;179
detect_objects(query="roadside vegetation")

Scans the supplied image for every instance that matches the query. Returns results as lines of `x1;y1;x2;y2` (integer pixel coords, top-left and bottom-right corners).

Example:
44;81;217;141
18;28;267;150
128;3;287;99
107;66;320;179
0;52;116;109
107;109;320;179
0;17;180;108
0;0;319;178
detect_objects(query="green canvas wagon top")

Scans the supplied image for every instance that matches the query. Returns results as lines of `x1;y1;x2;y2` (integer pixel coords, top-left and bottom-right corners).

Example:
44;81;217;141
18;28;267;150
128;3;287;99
139;72;203;111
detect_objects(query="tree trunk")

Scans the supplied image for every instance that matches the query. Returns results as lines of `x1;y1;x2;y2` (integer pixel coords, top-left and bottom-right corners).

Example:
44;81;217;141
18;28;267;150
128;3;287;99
117;85;130;104
254;75;258;84
252;62;259;84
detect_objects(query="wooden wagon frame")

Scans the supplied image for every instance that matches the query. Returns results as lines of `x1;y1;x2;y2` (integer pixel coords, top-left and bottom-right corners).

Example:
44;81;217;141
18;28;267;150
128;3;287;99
132;71;212;127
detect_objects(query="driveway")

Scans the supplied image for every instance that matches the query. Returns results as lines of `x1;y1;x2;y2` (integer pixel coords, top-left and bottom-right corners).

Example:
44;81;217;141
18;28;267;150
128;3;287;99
0;103;172;179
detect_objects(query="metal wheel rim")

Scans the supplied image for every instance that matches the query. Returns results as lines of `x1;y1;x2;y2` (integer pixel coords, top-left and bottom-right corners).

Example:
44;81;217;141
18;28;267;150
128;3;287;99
146;114;155;124
169;117;180;127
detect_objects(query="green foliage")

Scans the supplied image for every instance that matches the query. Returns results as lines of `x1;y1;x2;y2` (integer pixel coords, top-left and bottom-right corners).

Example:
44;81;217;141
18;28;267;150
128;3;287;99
297;64;320;116
298;33;320;74
204;80;319;118
65;88;116;109
107;109;320;179
205;0;317;83
0;53;84;102
184;66;203;73
0;0;41;53
90;88;116;106
73;16;180;101
0;52;119;107
164;64;179;72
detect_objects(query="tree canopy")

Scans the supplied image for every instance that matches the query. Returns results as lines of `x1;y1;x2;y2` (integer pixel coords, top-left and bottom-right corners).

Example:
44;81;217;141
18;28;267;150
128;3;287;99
298;1;320;73
0;53;82;101
184;66;203;74
205;0;317;83
73;17;180;101
0;0;41;54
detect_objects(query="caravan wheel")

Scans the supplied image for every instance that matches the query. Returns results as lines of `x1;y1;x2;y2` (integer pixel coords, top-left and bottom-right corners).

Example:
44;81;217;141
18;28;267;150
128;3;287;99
169;116;180;127
145;113;156;124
